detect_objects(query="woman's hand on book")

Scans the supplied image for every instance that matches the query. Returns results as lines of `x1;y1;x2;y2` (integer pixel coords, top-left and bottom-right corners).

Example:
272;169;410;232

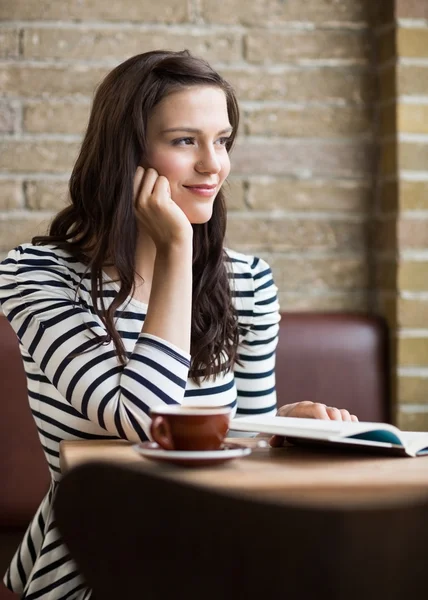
270;401;358;447
277;401;358;421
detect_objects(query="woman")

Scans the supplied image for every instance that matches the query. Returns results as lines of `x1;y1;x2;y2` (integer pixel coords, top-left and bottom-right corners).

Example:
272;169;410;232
0;50;357;599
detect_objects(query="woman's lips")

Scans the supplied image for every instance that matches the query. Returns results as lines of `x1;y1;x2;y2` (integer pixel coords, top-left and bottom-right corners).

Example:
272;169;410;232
184;185;217;197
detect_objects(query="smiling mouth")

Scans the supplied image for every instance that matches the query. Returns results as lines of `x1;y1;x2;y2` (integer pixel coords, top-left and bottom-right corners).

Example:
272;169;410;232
184;185;217;190
183;185;218;196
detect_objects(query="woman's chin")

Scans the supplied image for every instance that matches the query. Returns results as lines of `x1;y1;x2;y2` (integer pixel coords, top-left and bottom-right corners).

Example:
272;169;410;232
186;208;214;225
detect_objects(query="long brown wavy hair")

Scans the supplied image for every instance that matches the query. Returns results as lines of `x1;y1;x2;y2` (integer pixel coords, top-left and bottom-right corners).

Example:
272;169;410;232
33;50;241;382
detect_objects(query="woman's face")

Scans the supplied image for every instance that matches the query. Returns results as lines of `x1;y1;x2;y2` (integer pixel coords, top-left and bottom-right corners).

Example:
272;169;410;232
144;85;232;224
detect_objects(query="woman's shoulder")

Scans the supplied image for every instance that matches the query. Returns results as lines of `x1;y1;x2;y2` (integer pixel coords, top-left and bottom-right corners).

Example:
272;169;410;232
3;243;81;266
224;248;273;279
1;243;86;282
224;248;278;313
225;248;280;329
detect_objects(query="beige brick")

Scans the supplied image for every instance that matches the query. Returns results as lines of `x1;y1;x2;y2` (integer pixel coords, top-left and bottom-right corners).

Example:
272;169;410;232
399;142;428;172
232;139;374;178
396;410;428;431
266;256;369;290
0;64;108;97
397;298;428;328
23;102;90;135
397;104;428;135
246;30;371;64
226;217;367;252
0;28;19;59
398;28;428;59
400;181;428;210
398;337;428;367
0;181;23;210
0;0;188;23
0;216;51;251
398;262;428;291
398;65;428;96
277;291;369;312
399;217;428;249
0;141;80;173
247;179;371;212
396;0;428;20
224;178;246;211
201;0;373;25
398;219;428;250
398;377;428;404
0;101;17;134
223;67;375;103
22;28;241;63
246;105;373;137
25;181;69;211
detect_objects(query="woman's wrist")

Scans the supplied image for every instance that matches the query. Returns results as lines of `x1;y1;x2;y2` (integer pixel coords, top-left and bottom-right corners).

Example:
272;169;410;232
155;236;193;260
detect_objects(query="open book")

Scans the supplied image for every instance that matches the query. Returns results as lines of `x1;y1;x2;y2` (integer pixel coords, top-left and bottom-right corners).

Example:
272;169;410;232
230;415;428;457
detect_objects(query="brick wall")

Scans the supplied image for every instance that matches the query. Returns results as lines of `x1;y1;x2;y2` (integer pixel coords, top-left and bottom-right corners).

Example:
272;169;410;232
0;0;377;313
375;0;428;430
5;1;428;428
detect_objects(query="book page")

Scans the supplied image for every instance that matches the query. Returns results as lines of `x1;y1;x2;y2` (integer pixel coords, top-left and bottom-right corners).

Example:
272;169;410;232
400;431;428;442
400;431;428;455
231;415;344;436
231;416;402;440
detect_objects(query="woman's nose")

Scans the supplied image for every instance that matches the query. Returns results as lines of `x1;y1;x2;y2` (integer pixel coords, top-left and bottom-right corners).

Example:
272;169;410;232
195;151;221;174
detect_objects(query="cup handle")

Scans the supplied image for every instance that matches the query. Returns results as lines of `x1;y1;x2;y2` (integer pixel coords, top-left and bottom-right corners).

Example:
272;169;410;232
150;416;175;450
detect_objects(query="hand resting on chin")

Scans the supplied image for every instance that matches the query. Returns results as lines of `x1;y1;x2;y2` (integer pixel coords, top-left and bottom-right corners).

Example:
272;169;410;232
269;400;359;448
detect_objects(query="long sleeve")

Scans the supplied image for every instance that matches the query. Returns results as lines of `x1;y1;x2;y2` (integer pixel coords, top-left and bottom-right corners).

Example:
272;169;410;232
0;245;191;442
230;253;280;419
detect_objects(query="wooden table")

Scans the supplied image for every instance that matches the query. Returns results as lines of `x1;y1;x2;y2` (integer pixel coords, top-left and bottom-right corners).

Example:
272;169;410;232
60;437;428;508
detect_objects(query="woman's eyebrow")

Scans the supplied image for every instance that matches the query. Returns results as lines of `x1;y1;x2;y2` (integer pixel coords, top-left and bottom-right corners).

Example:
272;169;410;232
161;126;233;135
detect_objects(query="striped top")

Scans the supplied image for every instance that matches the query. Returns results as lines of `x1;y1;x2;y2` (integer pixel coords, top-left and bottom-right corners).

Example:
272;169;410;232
0;243;280;600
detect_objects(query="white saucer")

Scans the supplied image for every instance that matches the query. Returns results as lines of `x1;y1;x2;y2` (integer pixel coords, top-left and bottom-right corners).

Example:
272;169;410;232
133;442;252;467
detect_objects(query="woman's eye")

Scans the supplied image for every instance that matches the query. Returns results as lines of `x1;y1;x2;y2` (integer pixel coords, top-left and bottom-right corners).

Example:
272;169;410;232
172;137;195;146
217;137;231;146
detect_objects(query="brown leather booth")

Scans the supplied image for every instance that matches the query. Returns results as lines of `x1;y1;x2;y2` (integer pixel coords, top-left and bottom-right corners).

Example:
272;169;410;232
275;313;389;422
0;312;389;599
0;317;50;599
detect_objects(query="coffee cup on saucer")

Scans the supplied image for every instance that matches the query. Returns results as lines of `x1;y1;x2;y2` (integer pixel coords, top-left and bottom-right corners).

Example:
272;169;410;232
149;405;232;451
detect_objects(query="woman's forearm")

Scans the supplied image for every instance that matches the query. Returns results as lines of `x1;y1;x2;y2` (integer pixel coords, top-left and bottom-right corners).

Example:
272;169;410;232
142;241;193;354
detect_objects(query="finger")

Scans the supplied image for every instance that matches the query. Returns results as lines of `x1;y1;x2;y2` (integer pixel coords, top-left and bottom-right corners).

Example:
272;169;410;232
310;403;330;420
326;406;343;421
276;401;331;420
152;174;171;200
140;167;159;197
276;402;300;418
133;166;145;199
339;409;352;422
269;435;285;448
351;414;359;422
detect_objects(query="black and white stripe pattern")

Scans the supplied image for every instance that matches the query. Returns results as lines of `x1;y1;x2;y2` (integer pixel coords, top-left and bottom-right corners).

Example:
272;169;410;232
0;244;280;599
